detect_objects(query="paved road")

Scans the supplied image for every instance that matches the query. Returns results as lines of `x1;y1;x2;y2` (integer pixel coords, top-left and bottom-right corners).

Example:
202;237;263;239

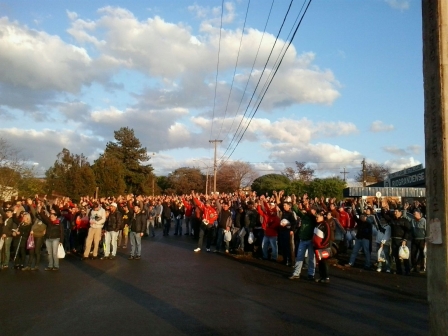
0;230;428;336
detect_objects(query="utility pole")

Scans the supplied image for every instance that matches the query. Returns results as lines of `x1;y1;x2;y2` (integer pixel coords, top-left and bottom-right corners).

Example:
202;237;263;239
362;159;367;187
340;167;348;182
205;170;209;195
209;140;222;193
423;1;448;334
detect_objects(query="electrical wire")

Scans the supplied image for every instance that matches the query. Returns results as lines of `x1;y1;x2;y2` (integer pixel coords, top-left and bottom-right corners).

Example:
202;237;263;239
219;0;275;159
219;0;294;161
209;0;225;141
220;0;313;166
216;0;251;140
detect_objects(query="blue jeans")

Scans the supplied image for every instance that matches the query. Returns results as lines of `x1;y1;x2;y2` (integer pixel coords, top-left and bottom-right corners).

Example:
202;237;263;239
377;243;391;271
349;238;371;267
185;216;192;234
292;240;315;277
46;238;60;268
147;219;155;236
216;228;230;251
174;217;183;235
130;232;142;257
346;230;356;249
163;217;171;235
104;231;119;257
262;236;278;260
1;237;12;267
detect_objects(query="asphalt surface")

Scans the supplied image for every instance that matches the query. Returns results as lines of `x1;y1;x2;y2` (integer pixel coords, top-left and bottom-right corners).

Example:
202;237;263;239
0;229;428;336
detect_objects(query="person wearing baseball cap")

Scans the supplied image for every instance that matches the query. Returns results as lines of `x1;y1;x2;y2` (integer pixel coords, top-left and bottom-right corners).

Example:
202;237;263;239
102;203;122;260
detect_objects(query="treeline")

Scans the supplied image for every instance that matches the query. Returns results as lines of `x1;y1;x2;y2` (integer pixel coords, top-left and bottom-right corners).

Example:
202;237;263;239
0;130;353;202
44;127;154;200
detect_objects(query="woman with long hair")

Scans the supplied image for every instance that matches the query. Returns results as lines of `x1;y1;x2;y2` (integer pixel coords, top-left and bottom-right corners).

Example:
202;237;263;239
13;212;32;270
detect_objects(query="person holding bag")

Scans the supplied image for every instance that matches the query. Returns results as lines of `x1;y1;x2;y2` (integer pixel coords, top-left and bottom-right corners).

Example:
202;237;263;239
14;212;32;270
26;215;47;271
313;211;332;283
39;208;64;271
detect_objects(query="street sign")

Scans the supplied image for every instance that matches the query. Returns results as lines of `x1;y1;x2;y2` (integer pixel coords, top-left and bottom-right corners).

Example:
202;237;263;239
376;192;382;198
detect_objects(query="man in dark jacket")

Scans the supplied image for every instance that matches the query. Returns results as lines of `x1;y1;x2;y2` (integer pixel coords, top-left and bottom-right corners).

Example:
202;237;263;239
162;200;173;236
345;213;372;270
214;199;233;253
103;203;122;260
382;206;412;275
278;202;298;266
129;205;146;260
290;204;317;280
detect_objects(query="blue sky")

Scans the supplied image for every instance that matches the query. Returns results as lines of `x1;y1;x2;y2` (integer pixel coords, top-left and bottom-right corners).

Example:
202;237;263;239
0;0;423;180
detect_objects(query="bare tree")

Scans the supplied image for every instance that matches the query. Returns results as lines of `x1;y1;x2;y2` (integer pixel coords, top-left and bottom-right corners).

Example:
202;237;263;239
0;138;31;200
216;161;259;193
355;162;390;184
282;161;314;183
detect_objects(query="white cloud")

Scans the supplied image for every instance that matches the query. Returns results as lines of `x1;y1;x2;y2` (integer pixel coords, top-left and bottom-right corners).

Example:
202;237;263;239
383;145;422;157
0;17;100;92
0;128;104;172
385;0;410;11
383;146;407;157
370;120;394;133
65;8;340;114
384;157;421;172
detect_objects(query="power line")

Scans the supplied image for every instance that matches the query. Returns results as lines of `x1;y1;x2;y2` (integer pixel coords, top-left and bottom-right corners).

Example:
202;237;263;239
220;0;275;159
216;0;251;140
219;0;295;161
209;0;225;140
220;0;314;166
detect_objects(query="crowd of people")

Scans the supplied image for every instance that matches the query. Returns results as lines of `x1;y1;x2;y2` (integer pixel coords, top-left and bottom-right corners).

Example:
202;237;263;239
0;190;427;282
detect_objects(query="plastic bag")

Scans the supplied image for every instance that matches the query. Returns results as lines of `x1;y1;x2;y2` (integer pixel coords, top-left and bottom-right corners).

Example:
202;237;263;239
248;232;254;244
377;246;386;262
27;235;35;250
224;230;232;242
399;245;410;260
57;244;66;259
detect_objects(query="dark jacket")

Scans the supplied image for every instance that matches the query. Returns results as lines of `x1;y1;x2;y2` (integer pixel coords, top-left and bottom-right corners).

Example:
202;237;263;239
216;201;233;229
353;216;372;240
296;210;316;241
382;210;412;241
130;211;147;233
1;217;17;237
162;202;172;219
279;207;298;232
106;210;123;231
14;222;32;246
39;211;64;242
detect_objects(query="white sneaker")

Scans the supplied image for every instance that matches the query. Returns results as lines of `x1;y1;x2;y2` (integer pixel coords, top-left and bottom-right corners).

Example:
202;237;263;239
194;248;201;252
376;268;381;273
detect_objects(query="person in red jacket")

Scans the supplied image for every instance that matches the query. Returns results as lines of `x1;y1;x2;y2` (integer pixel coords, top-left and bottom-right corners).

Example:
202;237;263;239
257;197;280;261
344;206;357;249
192;192;217;252
313;212;331;283
182;197;194;236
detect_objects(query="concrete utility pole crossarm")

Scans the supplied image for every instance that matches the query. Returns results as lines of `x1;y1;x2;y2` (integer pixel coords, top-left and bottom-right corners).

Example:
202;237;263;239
209;140;222;194
423;1;448;334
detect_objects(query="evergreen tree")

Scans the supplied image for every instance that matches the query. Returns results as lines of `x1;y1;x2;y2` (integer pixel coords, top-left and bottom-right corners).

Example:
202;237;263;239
92;154;126;197
104;127;152;194
45;148;96;201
